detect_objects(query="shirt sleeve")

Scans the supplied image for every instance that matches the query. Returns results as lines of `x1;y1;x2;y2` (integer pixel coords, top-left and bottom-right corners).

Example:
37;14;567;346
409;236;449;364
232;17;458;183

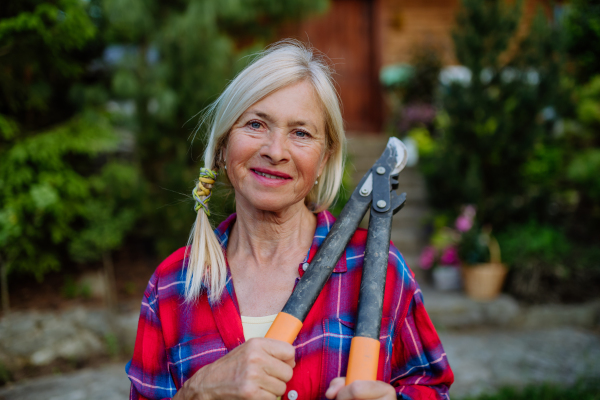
125;273;178;400
390;289;454;399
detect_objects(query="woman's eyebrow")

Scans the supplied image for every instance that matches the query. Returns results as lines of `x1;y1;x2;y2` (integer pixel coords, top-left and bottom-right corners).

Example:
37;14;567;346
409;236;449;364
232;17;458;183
246;110;273;122
246;110;318;131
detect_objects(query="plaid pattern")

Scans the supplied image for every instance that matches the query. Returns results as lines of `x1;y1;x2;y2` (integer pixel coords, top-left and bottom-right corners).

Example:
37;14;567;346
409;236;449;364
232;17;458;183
126;210;454;399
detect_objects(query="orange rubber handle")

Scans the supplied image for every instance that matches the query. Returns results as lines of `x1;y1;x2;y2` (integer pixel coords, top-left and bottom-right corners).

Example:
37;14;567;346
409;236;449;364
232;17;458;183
264;312;303;344
345;336;380;385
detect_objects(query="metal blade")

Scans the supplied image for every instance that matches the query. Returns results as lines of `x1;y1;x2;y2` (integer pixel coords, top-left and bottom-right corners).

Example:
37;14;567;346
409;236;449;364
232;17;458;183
387;137;409;176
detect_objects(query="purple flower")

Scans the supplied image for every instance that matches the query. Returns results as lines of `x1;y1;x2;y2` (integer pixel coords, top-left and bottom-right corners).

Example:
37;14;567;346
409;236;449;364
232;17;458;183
440;246;460;266
419;246;436;270
455;215;473;232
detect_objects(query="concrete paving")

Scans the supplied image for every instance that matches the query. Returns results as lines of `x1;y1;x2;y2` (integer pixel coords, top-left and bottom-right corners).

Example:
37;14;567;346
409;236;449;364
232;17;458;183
441;328;600;398
1;328;599;399
0;364;130;400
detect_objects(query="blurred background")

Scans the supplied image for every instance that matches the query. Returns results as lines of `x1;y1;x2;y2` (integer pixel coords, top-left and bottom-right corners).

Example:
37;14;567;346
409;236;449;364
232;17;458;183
0;0;599;399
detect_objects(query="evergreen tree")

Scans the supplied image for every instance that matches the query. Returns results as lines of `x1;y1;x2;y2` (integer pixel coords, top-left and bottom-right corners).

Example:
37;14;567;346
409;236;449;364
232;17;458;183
0;1;144;311
0;0;329;311
420;0;567;228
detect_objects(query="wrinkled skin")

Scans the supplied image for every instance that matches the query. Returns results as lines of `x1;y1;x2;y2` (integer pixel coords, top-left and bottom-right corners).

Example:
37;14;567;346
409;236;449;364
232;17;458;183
173;338;295;400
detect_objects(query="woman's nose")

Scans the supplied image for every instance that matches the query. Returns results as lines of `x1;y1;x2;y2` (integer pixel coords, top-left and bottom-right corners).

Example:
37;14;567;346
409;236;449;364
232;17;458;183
260;130;290;164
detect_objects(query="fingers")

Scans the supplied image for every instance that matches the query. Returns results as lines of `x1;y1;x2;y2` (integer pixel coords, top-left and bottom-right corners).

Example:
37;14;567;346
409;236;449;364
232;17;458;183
260;338;296;368
238;374;287;399
328;380;397;400
181;338;296;400
244;338;295;382
259;374;288;397
262;357;294;383
325;377;346;399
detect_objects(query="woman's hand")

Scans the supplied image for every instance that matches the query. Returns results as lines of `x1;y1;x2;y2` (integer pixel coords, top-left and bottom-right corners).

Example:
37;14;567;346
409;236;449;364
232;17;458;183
173;337;295;400
325;377;397;400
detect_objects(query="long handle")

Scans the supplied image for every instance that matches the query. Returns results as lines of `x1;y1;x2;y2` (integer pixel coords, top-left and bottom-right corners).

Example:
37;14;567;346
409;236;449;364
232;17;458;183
264;312;304;344
265;194;370;342
346;191;405;384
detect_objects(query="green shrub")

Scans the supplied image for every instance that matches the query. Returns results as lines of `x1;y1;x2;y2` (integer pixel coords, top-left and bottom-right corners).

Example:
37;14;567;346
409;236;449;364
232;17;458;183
498;222;600;302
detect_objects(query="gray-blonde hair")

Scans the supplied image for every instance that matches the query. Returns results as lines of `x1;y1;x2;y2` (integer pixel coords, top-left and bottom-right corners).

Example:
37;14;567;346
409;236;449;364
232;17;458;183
186;40;346;303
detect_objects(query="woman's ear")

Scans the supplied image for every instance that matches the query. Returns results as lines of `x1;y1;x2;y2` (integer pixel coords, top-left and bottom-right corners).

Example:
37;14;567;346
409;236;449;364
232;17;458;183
317;150;330;178
217;145;227;170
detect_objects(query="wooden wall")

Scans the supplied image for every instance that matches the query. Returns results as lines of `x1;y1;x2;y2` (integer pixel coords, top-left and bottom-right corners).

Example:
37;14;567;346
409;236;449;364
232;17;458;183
277;0;553;133
380;0;459;66
379;0;552;67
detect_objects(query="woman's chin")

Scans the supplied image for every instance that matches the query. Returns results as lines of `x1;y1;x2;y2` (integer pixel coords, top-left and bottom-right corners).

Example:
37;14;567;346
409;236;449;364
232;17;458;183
246;197;307;214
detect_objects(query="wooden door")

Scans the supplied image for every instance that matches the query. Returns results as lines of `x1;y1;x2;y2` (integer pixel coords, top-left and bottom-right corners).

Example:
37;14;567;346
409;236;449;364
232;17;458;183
278;0;383;132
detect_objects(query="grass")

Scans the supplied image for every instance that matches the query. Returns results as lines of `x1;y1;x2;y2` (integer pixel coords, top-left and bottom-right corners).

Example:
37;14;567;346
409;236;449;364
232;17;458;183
459;382;600;400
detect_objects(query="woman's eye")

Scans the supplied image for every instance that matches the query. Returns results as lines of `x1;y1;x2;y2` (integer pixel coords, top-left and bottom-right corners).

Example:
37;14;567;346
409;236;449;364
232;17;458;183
250;121;262;129
295;130;309;138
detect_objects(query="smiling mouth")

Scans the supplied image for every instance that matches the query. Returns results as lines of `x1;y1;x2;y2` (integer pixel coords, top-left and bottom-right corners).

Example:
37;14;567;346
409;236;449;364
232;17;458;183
251;169;290;180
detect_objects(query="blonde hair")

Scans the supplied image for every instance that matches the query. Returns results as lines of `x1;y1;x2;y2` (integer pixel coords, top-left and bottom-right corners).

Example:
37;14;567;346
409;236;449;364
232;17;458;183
185;40;346;303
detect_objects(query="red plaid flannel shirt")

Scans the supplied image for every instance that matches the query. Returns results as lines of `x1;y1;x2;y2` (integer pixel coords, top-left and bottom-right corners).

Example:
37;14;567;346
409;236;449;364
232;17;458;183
126;210;454;399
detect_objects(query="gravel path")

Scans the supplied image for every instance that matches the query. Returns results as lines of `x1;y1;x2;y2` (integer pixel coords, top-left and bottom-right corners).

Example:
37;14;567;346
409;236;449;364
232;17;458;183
1;328;599;399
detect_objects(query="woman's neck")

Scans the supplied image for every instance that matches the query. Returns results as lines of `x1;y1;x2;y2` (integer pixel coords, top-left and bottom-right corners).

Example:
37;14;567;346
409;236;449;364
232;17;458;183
228;199;317;272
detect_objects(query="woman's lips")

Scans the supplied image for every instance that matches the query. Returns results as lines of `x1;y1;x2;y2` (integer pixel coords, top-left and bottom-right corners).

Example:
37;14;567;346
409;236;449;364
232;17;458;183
251;167;292;179
250;168;292;186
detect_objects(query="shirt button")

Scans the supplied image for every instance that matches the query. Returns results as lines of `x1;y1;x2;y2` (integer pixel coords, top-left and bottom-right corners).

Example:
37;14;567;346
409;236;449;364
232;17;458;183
302;263;309;271
288;390;298;400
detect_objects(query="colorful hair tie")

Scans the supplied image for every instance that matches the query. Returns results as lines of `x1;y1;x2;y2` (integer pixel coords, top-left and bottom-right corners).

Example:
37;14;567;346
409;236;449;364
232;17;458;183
192;168;218;216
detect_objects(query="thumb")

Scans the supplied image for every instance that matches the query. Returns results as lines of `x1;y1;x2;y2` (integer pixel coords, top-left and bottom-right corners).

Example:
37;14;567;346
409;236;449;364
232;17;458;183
325;377;346;399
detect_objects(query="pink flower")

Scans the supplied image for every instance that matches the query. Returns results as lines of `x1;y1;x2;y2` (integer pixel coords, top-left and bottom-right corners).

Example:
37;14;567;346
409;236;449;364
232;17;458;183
419;246;436;270
440;246;460;266
455;204;477;232
455;215;473;232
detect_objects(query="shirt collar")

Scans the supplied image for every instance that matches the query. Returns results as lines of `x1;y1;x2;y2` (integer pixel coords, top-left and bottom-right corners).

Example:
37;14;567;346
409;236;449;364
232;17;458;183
214;210;347;274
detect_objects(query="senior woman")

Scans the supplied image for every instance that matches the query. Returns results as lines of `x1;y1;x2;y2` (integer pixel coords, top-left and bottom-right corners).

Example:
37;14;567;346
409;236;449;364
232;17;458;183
126;41;454;400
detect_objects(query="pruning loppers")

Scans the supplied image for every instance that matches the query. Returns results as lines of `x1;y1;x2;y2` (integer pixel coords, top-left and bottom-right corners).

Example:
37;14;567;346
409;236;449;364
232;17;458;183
265;137;408;383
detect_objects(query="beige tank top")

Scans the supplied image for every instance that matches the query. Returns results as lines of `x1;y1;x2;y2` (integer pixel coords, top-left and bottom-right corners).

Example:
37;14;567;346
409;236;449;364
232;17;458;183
241;314;278;340
241;314;282;400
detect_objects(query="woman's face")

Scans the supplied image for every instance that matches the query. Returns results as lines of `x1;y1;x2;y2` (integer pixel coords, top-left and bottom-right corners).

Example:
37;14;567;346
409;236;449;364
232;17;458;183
224;80;329;213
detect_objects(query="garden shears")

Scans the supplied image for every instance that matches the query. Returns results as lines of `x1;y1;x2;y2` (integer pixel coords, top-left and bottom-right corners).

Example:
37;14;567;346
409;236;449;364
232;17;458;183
265;137;408;383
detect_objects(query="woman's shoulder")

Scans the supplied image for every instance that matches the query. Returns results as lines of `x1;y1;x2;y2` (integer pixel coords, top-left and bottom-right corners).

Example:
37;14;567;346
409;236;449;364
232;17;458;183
143;246;189;298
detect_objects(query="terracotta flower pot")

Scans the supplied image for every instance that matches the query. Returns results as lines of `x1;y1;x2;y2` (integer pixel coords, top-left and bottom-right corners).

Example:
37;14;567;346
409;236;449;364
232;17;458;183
461;262;507;300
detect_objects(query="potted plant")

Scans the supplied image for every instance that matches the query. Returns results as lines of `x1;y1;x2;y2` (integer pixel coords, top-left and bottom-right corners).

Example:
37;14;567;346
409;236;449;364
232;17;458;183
456;206;507;300
420;205;508;298
419;212;467;291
